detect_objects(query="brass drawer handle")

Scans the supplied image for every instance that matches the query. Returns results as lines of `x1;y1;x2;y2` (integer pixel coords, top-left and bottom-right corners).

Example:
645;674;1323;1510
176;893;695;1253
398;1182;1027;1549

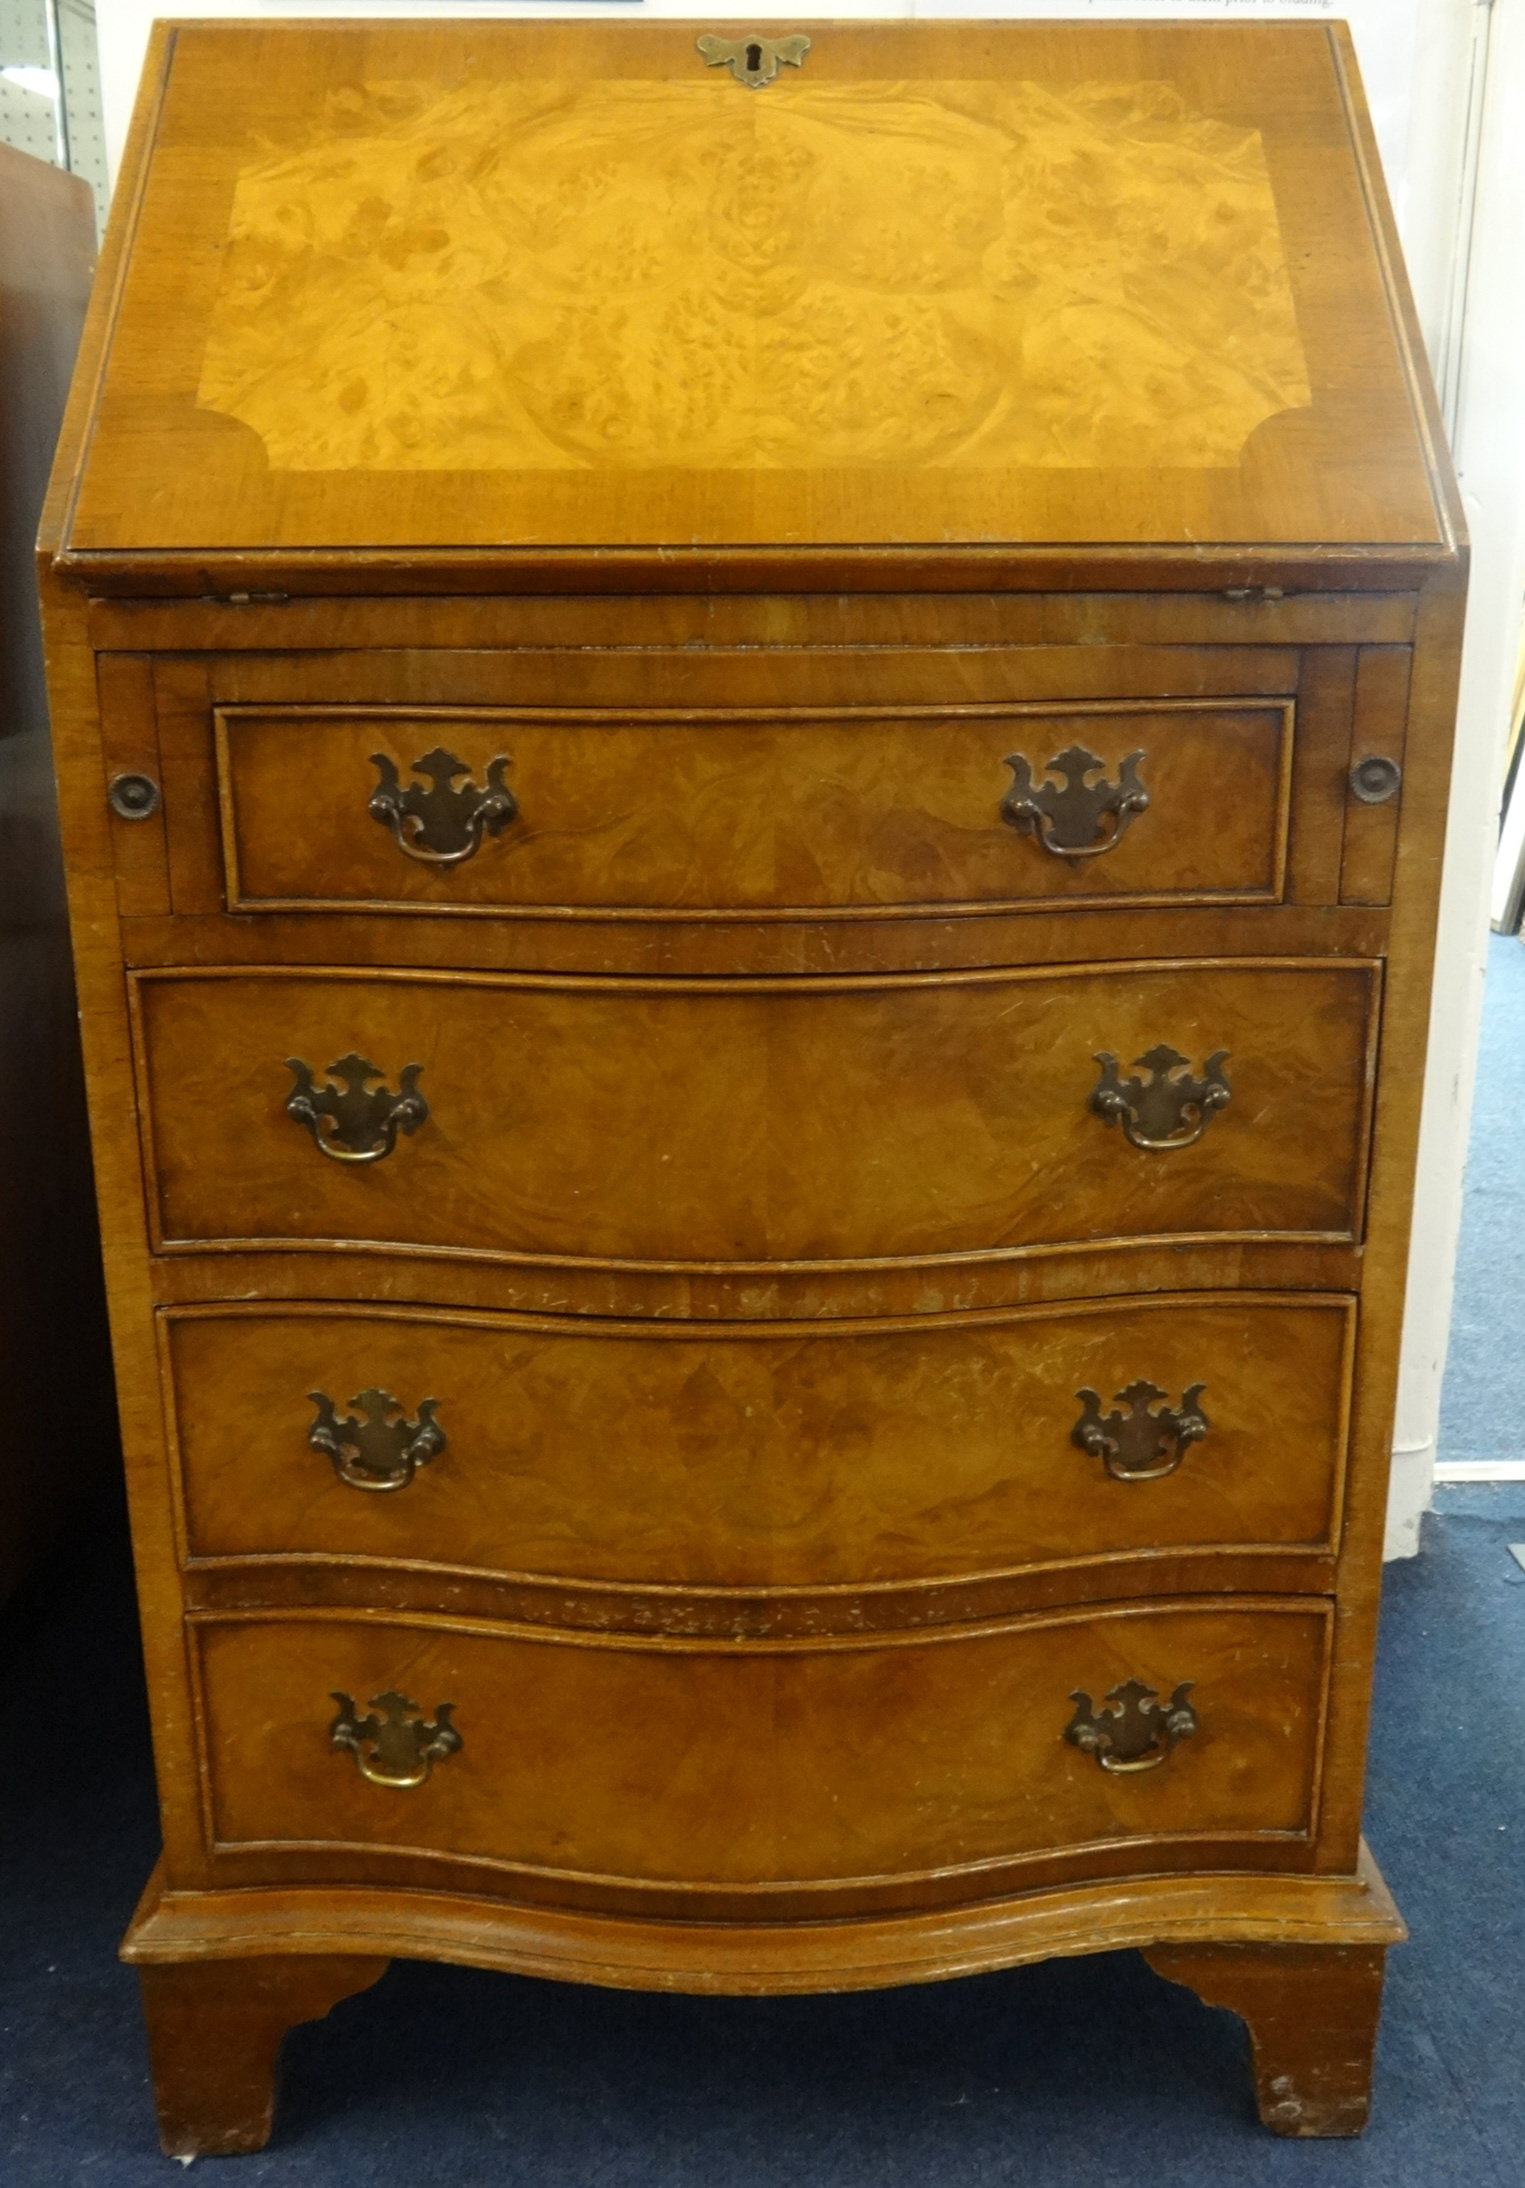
368;746;518;866
1090;1043;1231;1150
284;1053;428;1163
1065;1679;1197;1774
1002;744;1149;860
1073;1380;1208;1481
330;1690;462;1788
308;1388;444;1493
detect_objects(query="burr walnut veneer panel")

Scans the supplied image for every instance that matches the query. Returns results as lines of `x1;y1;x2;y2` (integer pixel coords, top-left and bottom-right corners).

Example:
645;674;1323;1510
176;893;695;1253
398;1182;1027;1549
165;1294;1353;1584
55;23;1444;570
213;700;1295;918
132;961;1378;1267
193;1602;1331;1906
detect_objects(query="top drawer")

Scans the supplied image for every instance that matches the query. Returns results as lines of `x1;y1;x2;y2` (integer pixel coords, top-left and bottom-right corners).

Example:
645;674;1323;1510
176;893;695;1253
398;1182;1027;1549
102;638;1410;929
213;699;1293;919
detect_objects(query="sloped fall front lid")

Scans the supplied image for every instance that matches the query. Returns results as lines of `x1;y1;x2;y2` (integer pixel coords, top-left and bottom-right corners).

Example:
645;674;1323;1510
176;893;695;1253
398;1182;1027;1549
55;18;1451;567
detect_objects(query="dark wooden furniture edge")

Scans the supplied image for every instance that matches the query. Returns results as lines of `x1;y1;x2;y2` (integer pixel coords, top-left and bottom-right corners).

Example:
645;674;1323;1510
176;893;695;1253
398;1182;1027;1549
1144;1938;1390;2136
55;543;1463;600
136;1952;388;2158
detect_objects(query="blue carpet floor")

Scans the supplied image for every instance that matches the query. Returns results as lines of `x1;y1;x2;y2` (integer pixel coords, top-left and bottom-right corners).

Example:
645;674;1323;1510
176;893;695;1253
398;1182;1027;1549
1438;932;1525;1463
2;1482;1523;2184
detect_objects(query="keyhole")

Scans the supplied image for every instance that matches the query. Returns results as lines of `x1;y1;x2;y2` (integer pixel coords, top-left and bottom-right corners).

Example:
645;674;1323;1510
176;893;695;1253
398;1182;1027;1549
746;42;763;71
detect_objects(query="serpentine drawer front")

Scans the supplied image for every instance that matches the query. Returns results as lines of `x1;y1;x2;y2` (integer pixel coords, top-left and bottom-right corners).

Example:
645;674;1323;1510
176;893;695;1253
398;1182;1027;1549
165;1295;1354;1586
191;1600;1332;1911
130;959;1379;1266
44;15;1461;2152
211;699;1296;917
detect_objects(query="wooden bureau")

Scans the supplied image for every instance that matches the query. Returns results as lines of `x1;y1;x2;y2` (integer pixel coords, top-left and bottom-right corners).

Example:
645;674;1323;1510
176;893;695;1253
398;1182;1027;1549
40;19;1465;2155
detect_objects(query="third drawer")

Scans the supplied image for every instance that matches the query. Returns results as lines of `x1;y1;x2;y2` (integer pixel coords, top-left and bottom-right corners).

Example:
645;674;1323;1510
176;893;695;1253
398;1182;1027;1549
165;1292;1354;1585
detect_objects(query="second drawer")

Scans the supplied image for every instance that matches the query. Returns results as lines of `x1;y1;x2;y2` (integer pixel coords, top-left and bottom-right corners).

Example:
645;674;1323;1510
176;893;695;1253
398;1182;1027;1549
131;958;1379;1267
165;1293;1353;1586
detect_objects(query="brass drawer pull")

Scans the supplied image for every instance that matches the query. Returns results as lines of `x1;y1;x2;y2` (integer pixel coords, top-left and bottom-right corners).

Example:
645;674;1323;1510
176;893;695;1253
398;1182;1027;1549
1073;1380;1208;1481
368;746;517;866
1002;743;1149;859
284;1053;428;1163
1065;1679;1197;1773
308;1388;445;1492
1090;1043;1231;1150
330;1690;462;1788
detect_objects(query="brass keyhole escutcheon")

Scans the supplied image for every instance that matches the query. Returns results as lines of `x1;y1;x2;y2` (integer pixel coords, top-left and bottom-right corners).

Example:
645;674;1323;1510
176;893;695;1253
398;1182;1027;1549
697;32;811;87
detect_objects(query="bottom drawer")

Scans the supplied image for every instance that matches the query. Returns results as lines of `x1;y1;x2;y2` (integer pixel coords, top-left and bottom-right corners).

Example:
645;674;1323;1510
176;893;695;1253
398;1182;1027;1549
194;1600;1330;1911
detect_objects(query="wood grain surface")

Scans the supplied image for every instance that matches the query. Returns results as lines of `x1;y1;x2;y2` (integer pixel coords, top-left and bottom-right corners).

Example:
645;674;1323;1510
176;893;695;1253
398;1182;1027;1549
165;1294;1353;1586
191;1600;1331;1902
121;1838;1406;1991
213;699;1294;918
91;589;1423;652
57;21;1447;563
194;74;1309;475
132;959;1379;1267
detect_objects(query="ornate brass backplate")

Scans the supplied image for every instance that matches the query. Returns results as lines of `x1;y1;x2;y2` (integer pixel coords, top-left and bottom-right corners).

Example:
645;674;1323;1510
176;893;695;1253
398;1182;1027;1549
697;32;810;87
1065;1679;1198;1773
329;1690;462;1788
308;1388;445;1493
1072;1380;1209;1482
368;746;517;866
284;1053;428;1164
1002;744;1149;859
1090;1044;1231;1151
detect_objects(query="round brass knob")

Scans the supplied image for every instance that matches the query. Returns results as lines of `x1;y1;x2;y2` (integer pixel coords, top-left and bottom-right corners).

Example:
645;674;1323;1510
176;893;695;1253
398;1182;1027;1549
1349;755;1402;805
107;772;161;820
